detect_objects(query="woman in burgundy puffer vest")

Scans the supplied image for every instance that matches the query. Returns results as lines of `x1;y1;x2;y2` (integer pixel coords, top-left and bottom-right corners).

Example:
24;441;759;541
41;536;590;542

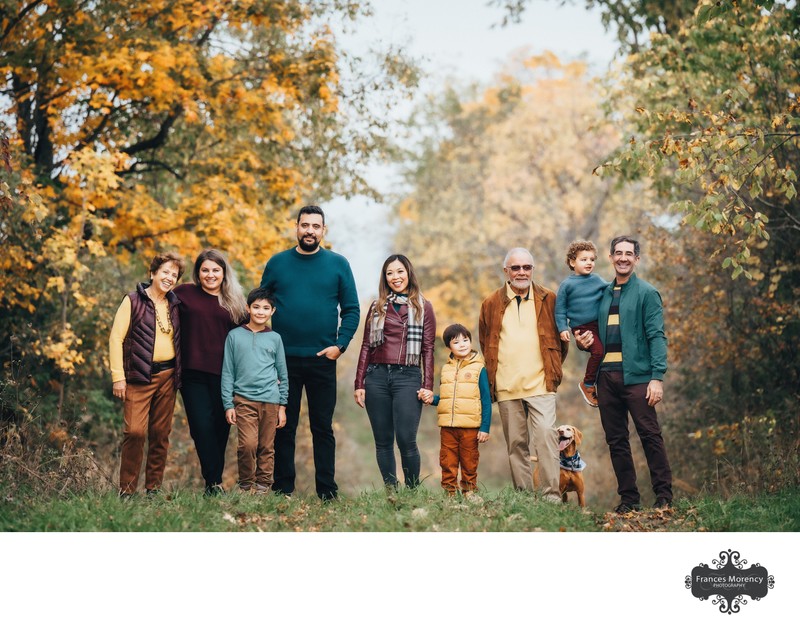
109;252;185;498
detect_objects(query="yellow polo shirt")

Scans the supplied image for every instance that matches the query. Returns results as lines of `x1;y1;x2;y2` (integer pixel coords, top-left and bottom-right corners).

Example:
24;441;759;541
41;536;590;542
495;283;547;401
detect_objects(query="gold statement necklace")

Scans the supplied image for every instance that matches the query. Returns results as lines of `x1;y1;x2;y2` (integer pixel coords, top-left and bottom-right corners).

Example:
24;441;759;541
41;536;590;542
148;288;173;335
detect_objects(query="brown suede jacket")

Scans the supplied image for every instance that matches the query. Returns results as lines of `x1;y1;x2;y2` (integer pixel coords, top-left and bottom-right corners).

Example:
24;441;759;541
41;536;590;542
478;282;568;402
354;299;436;390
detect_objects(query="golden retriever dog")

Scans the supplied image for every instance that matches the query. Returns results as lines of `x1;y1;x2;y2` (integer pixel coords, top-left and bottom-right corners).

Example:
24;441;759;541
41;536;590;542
556;424;586;507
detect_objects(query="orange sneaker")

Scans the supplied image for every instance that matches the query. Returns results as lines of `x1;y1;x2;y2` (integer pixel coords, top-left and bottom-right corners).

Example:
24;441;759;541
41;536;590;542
578;382;599;407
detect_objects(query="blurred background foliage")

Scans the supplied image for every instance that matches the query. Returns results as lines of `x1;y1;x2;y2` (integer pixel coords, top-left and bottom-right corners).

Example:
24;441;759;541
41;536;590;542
2;0;797;505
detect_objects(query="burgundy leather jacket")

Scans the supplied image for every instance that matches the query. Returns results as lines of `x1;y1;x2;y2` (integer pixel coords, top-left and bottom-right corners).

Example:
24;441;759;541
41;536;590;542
354;300;436;390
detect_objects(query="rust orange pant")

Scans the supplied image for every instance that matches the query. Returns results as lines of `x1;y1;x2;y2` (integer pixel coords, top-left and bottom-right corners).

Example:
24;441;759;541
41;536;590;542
119;369;176;494
439;427;480;493
234;395;279;489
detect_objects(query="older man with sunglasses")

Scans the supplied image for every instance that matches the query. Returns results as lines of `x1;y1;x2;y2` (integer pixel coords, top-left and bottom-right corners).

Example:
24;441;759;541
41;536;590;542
479;248;569;500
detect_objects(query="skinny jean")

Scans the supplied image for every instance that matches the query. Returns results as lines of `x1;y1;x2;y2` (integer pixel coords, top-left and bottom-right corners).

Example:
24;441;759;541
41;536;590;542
364;364;423;488
180;369;230;489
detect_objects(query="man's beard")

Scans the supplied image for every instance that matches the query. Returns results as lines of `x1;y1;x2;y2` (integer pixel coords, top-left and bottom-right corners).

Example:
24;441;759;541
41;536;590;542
297;235;319;252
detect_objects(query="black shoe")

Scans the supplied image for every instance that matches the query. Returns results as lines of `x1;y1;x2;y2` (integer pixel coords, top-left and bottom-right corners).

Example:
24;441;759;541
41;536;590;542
145;488;161;498
653;497;672;509
118;491;134;501
204;484;225;497
614;502;642;514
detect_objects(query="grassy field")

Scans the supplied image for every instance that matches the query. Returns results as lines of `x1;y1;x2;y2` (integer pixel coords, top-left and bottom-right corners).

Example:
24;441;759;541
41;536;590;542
2;484;798;532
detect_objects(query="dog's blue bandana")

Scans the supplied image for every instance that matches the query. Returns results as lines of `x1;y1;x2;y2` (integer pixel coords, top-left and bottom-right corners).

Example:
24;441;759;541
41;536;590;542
560;451;586;472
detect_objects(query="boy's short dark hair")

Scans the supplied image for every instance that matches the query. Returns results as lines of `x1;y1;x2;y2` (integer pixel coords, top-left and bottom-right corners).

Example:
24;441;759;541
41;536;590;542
247;286;275;307
565;240;597;269
443;323;472;347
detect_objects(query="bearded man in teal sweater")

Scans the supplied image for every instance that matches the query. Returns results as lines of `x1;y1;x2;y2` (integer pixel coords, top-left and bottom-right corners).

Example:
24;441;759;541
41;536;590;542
260;205;360;500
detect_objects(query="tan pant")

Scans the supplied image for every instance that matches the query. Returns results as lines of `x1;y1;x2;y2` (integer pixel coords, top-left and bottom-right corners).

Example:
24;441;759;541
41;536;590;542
498;394;559;499
119;369;176;494
234;395;279;489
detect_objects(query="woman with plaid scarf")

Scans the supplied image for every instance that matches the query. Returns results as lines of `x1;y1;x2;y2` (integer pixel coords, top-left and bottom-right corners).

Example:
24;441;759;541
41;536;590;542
354;254;436;489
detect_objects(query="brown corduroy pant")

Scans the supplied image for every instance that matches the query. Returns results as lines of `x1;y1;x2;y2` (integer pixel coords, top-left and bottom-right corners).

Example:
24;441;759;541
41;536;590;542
439;427;480;493
119;369;176;494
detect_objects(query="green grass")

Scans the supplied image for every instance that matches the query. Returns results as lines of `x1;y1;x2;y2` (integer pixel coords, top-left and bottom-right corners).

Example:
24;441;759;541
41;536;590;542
675;491;800;532
2;485;798;532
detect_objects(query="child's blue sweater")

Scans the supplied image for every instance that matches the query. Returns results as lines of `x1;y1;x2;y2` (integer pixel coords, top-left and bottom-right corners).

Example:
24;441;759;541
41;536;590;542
555;273;608;332
221;325;288;409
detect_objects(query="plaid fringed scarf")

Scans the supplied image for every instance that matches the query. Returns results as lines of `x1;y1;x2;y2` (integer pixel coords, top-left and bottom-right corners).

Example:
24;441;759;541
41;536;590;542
369;293;425;365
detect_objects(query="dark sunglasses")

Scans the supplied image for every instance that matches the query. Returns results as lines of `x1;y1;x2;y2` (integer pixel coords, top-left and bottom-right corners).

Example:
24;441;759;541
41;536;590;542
507;264;533;272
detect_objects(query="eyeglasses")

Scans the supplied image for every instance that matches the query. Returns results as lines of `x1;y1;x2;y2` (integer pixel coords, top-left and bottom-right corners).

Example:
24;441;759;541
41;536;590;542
507;264;533;272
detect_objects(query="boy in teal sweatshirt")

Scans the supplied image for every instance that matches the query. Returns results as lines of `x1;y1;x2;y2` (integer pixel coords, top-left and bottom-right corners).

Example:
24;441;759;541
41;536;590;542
222;287;288;493
555;240;608;408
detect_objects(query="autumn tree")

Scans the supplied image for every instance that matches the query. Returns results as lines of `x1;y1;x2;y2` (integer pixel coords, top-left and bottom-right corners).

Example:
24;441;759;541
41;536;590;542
0;1;417;434
595;1;800;490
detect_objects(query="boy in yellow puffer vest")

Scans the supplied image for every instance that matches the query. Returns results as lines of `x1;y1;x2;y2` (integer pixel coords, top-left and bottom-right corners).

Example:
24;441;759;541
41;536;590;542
419;324;492;498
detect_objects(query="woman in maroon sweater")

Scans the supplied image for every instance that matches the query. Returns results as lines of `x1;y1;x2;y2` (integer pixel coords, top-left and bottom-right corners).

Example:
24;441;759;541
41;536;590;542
174;249;247;495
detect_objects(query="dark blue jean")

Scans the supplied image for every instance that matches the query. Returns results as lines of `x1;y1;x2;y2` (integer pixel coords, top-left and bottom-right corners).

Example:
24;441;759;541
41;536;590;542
364;364;423;488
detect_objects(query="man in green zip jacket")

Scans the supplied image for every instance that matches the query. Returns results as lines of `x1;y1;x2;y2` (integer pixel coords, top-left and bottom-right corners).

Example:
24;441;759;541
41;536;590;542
576;236;672;514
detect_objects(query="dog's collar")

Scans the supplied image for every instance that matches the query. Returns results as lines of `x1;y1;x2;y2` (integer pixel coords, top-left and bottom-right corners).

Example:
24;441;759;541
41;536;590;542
560;451;586;472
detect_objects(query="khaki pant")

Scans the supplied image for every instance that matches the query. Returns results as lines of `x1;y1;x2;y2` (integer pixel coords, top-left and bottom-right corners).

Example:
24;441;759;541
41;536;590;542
234;395;279;489
119;369;176;494
498;394;559;499
439;427;480;493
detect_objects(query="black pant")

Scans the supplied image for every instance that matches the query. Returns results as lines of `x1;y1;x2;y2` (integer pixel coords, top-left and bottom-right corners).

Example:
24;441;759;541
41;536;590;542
364;364;422;487
273;355;338;499
180;369;231;488
597;370;673;505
